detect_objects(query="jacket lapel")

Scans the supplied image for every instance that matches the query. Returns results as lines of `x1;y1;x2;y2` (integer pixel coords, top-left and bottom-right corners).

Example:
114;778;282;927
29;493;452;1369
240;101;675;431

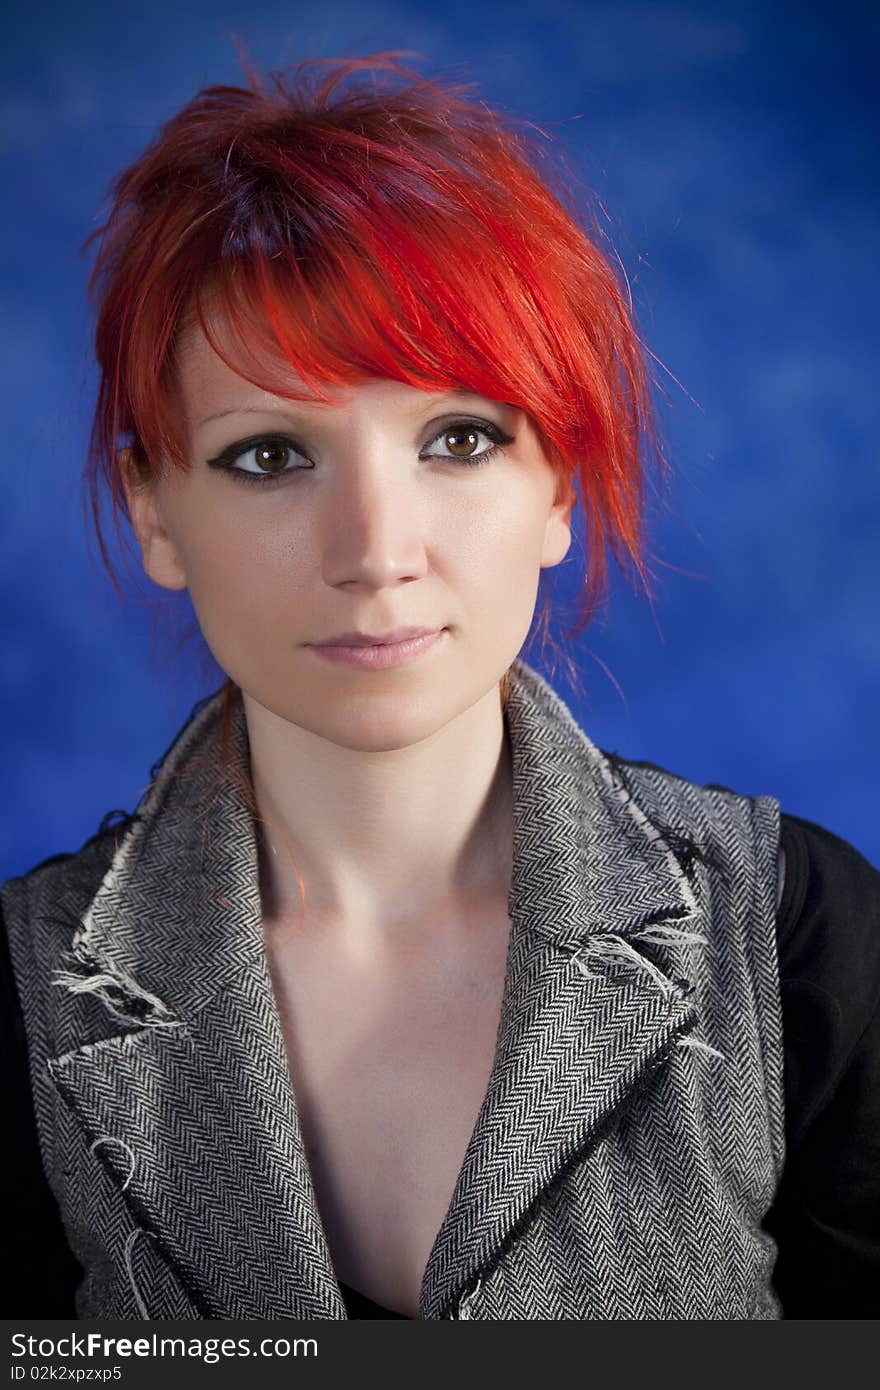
419;663;701;1318
48;660;701;1320
48;693;343;1318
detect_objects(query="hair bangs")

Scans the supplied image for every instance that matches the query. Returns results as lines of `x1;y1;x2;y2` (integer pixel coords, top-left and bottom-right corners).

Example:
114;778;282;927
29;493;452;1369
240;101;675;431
174;176;569;464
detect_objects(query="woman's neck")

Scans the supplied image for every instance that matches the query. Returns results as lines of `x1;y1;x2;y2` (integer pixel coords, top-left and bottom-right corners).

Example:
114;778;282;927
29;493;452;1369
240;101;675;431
244;681;513;950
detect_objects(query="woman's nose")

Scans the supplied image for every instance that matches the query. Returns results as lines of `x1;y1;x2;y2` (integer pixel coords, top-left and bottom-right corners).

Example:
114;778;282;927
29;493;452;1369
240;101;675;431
320;456;430;591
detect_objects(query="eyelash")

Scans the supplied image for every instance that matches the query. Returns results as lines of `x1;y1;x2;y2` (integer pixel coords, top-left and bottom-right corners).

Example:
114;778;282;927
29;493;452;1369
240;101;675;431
205;419;515;485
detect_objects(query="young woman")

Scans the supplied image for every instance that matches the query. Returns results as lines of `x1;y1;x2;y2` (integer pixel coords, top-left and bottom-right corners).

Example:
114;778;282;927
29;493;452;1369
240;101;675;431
3;54;878;1321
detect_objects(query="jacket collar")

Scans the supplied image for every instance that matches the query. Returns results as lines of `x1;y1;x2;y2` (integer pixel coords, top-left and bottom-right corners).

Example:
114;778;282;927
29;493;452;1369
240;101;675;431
50;659;701;1319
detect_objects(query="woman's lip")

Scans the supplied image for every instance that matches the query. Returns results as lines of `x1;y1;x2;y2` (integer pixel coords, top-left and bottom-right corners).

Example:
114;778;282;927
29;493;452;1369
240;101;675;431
306;628;446;670
312;626;439;647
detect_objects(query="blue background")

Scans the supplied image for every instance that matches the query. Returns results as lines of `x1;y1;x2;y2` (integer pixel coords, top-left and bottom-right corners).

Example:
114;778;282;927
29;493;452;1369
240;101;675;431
3;0;878;879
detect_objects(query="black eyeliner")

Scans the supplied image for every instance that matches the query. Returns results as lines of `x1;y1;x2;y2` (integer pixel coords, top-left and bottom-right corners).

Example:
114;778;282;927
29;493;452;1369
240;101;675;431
205;432;309;472
206;418;515;483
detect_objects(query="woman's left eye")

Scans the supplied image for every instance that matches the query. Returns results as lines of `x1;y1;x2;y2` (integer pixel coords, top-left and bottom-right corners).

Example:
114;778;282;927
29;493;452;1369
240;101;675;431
421;420;514;466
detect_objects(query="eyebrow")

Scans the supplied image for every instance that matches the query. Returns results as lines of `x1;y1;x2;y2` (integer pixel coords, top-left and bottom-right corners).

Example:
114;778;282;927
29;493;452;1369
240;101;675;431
194;391;493;430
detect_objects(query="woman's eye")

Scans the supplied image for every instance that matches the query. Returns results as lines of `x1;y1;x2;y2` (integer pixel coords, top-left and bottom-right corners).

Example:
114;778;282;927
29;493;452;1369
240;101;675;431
207;436;308;481
422;421;513;466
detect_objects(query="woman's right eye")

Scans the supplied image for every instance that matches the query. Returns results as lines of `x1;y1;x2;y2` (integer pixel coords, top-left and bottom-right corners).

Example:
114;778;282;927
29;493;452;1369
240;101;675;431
206;435;310;483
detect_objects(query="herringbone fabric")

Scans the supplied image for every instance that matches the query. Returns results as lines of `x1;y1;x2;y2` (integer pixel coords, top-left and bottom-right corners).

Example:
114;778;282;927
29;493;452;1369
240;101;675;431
3;659;784;1319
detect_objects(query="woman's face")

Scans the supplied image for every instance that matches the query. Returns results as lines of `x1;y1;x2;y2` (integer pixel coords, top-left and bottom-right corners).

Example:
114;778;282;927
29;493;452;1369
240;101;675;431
125;321;574;751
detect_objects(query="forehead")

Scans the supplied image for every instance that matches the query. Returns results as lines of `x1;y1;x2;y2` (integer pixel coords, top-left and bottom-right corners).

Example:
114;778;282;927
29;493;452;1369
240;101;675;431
176;317;326;413
175;317;498;427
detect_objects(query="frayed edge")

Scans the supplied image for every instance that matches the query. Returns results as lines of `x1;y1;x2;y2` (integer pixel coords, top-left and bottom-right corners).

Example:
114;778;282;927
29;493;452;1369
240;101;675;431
571;936;677;998
677;1034;726;1063
632;923;708;948
52;952;173;1028
90;1135;136;1190
123;1228;152;1319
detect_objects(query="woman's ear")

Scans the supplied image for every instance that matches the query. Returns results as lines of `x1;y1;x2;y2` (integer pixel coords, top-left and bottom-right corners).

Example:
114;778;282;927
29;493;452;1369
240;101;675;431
119;447;188;592
540;472;575;571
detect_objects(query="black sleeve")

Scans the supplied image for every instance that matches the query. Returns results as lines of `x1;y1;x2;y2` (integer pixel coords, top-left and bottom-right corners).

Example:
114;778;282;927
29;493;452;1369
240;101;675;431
1;896;82;1315
764;812;880;1317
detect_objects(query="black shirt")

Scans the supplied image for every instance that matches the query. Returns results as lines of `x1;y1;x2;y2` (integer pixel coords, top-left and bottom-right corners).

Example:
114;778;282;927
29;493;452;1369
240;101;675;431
3;811;879;1318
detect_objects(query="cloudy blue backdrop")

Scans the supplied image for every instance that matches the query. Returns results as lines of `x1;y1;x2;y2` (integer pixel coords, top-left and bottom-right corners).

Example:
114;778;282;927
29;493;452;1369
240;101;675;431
3;0;877;880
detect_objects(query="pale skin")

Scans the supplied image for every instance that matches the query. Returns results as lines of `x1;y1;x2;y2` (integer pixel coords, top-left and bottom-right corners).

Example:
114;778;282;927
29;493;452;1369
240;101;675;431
123;317;575;1314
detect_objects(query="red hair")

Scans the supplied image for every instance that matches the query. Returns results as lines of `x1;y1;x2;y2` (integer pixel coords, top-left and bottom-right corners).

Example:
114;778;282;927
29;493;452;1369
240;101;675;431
82;51;668;687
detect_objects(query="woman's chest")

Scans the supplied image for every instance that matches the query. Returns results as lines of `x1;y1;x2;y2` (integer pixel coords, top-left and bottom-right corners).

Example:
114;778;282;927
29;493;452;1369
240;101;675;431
262;913;511;1318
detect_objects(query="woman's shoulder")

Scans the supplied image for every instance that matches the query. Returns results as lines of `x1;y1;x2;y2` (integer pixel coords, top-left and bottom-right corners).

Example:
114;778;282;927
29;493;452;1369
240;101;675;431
597;747;880;985
599;743;878;884
1;810;138;981
597;744;778;823
592;745;783;906
3;809;135;897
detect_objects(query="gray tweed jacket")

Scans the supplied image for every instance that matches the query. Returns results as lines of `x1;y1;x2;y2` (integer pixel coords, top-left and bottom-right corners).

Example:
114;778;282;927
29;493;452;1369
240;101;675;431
2;659;784;1319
